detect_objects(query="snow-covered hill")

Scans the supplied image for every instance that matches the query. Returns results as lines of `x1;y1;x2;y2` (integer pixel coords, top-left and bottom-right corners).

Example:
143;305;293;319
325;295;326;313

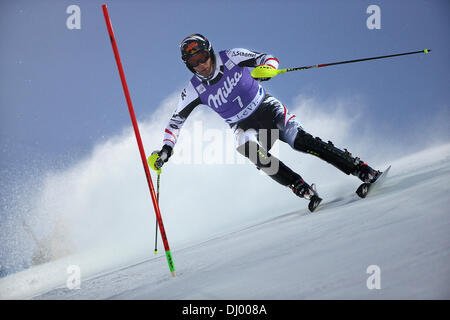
1;143;449;299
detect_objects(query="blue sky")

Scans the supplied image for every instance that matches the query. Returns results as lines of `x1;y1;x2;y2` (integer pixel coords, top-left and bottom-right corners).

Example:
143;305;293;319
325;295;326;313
0;0;448;186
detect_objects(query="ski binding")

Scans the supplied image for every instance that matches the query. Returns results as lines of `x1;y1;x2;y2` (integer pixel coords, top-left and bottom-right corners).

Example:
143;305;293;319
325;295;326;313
308;183;322;212
356;165;391;198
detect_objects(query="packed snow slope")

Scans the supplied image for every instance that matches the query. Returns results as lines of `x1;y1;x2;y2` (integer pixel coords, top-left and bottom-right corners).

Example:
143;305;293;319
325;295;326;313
1;143;449;299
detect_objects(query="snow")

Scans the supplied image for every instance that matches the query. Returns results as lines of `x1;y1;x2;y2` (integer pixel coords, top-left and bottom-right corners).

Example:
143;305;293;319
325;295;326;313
1;143;449;300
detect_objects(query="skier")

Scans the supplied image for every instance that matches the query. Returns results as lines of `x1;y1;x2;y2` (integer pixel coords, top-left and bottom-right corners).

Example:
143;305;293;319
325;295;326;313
150;34;381;209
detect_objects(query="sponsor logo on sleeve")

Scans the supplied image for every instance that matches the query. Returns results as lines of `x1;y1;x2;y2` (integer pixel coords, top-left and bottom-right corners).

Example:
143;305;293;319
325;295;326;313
232;51;257;58
171;116;184;124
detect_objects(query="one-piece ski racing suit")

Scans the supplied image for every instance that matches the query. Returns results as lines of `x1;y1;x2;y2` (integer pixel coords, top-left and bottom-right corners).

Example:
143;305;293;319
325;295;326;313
161;48;379;192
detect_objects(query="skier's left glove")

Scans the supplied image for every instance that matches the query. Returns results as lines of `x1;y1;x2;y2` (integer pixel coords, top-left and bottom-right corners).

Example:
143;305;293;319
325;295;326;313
254;63;278;82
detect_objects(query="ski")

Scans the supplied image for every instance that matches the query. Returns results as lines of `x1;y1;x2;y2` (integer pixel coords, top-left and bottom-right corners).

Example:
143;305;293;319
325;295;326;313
356;165;391;198
308;195;322;212
306;166;391;214
307;184;322;212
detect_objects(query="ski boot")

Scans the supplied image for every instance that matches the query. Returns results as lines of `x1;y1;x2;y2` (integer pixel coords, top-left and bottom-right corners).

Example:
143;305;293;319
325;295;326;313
353;160;383;198
353;160;381;183
291;179;322;212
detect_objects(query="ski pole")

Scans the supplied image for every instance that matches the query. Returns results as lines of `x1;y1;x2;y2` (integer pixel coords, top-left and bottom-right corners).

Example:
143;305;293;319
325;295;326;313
147;152;162;254
154;172;160;254
102;4;176;277
251;49;431;79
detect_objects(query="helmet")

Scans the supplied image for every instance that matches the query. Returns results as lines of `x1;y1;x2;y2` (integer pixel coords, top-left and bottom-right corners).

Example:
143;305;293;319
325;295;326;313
180;34;215;78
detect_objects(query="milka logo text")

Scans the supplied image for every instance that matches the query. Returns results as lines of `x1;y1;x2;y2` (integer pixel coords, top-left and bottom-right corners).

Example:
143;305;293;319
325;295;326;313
208;72;242;109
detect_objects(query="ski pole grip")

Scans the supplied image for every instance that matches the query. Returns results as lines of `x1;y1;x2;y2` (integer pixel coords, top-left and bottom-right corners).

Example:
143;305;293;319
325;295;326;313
148;152;162;173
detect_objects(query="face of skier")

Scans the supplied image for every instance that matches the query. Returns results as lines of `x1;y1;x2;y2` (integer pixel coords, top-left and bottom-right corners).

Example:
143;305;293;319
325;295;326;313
189;51;213;77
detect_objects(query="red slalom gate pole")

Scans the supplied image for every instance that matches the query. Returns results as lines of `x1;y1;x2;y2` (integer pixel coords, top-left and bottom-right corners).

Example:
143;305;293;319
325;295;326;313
101;4;175;277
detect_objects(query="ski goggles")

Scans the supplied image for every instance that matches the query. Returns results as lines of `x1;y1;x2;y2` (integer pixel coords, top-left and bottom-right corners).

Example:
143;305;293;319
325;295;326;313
187;50;210;67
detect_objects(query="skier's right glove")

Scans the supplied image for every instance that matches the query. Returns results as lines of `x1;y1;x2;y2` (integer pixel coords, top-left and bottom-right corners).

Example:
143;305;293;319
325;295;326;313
148;145;173;172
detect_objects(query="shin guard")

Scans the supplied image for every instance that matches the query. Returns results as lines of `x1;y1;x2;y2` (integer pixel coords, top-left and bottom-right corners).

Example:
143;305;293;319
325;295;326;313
293;129;358;175
237;140;302;186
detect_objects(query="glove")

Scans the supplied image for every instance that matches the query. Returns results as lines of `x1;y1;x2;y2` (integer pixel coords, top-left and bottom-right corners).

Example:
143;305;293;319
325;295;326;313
255;77;271;82
253;64;277;82
148;145;173;171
